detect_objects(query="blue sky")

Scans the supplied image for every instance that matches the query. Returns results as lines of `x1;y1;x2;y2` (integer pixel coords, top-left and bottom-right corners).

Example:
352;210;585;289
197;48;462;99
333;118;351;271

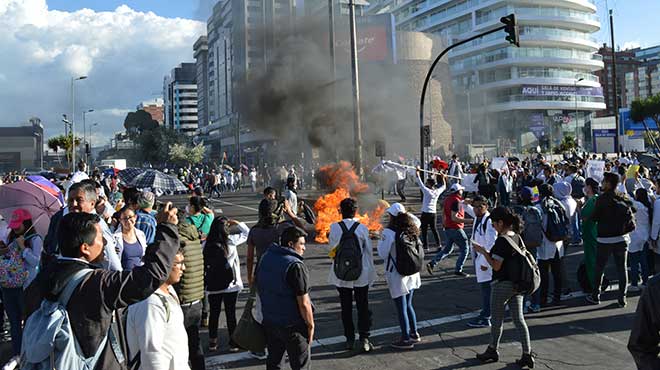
48;0;660;49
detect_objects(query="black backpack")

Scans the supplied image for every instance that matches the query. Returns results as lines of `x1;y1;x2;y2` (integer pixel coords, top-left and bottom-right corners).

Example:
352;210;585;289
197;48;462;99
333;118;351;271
333;222;363;281
204;245;235;292
502;235;541;295
388;231;424;276
541;197;570;242
571;175;586;198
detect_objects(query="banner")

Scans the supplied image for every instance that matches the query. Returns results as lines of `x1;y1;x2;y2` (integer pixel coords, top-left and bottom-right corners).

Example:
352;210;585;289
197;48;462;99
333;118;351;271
522;85;603;97
490;157;507;173
462;174;478;193
586;160;605;182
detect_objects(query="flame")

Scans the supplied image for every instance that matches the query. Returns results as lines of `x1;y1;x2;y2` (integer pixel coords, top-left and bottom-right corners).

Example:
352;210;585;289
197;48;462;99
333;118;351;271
313;161;386;243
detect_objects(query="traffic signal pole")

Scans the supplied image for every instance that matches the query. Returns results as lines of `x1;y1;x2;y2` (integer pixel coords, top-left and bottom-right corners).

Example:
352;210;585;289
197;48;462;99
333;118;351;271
419;14;519;180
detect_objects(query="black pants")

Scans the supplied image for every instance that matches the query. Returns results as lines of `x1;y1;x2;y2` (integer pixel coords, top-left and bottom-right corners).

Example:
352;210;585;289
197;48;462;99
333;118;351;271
538;250;562;304
337;286;371;341
181;301;205;370
264;323;310;370
420;212;440;249
396;180;406;201
593;241;628;301
208;292;238;346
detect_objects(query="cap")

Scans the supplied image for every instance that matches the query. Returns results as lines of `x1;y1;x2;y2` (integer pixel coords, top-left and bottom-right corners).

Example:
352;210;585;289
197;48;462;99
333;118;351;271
450;183;465;193
8;209;31;230
386;203;406;216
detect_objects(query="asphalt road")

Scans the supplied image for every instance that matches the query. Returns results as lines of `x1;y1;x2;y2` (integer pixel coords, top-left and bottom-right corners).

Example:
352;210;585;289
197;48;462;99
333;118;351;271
167;189;638;370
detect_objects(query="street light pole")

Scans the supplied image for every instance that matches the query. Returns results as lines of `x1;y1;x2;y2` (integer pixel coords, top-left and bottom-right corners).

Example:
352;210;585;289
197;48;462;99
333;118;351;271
574;77;584;146
71;75;87;172
348;0;363;177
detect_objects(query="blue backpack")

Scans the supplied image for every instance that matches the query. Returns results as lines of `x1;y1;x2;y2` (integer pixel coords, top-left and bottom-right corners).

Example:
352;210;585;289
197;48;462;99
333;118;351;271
541;197;569;242
20;269;111;370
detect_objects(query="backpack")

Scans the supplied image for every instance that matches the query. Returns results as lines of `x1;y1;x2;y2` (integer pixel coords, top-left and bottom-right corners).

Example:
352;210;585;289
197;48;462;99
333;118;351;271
514;206;543;248
388;231;424;276
570;175;586;198
333;222;363;281
0;236;35;288
614;197;636;235
501;235;541;295
20;268;110;370
204;245;235;292
122;293;170;370
541;197;570;242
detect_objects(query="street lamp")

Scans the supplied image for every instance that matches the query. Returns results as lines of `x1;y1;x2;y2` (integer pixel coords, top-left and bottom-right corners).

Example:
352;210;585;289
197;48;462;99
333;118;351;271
71;75;87;172
574;77;584;146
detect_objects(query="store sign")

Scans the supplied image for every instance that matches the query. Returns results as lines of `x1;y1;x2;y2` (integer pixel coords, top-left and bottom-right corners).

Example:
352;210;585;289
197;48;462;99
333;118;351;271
522;85;603;97
334;14;395;63
551;113;572;124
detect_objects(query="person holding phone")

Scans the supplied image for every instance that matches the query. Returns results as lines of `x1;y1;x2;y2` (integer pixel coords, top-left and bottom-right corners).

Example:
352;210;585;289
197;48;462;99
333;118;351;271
473;207;534;369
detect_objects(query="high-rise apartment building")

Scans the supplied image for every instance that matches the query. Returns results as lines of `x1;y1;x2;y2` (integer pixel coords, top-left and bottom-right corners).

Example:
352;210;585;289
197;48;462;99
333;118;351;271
163;63;198;137
624;45;660;107
595;45;639;116
137;98;165;125
194;36;209;129
368;0;605;152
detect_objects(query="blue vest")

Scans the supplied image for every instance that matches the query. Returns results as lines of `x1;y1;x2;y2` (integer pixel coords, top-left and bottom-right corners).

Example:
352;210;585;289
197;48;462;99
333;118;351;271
256;244;305;327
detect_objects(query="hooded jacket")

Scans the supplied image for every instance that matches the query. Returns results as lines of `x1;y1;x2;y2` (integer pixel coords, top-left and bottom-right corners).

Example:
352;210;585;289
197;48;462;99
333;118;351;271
24;223;180;370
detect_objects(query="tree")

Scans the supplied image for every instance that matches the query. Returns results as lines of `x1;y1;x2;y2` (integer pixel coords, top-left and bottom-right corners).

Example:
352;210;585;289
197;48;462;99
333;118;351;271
47;135;81;166
631;93;660;127
553;135;577;154
169;143;206;165
134;126;185;165
123;110;159;138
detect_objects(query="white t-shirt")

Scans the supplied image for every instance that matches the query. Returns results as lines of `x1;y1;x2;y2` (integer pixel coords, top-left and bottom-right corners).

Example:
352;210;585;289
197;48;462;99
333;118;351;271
328;219;376;288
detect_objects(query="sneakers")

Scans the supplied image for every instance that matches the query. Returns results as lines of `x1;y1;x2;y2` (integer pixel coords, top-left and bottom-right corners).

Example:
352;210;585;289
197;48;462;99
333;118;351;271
454;271;470;278
410;332;422;343
618;297;627;308
585;295;600;305
359;338;374;353
528;304;541;313
515;353;535;368
390;338;415;350
476;346;499;363
345;339;356;351
2;356;18;370
248;351;267;360
467;318;491;328
426;262;435;275
208;338;218;352
629;285;641;293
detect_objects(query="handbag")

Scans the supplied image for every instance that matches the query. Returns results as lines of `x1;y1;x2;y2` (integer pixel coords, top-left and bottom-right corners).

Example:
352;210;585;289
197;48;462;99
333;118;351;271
231;286;267;353
0;239;30;289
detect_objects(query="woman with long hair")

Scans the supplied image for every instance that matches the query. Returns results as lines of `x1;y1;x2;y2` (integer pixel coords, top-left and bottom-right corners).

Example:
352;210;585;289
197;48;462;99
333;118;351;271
377;203;422;350
474;206;534;368
629;188;652;291
1;209;42;360
112;207;148;271
204;216;249;352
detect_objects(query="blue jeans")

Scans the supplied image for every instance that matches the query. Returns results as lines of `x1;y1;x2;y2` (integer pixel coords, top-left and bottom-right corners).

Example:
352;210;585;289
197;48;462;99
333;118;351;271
479;281;492;320
1;287;23;356
393;290;417;341
629;248;650;286
431;228;470;272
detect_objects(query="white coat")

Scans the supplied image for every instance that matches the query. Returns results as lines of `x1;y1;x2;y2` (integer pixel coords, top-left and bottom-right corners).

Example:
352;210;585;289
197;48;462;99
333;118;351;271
536;203;564;260
377;215;422;299
464;205;497;283
630;200;650;253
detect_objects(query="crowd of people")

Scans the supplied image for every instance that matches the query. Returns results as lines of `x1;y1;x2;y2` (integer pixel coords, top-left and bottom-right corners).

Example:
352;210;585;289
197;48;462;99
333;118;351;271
0;150;659;369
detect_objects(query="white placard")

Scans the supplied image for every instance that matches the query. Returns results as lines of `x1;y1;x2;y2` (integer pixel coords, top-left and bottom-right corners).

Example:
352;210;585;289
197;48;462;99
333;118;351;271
586;160;605;182
490;157;507;173
462;174;478;193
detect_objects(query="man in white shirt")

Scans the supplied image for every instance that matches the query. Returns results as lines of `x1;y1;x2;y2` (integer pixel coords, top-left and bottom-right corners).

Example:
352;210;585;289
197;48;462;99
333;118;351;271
464;195;497;328
127;249;190;370
448;154;464;185
394;162;408;202
249;168;258;192
414;168;446;251
328;198;376;353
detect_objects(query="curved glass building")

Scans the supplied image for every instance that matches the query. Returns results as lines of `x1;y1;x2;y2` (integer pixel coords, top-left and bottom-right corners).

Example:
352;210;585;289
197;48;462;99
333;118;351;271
368;0;605;154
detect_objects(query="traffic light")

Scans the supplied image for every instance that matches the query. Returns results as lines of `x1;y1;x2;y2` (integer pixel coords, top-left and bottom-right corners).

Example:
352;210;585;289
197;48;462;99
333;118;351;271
422;125;431;148
500;14;520;47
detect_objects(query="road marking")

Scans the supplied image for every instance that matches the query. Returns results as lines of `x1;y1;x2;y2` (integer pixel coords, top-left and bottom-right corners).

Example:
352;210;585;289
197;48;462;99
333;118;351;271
567;325;628;345
210;198;259;212
205;283;623;367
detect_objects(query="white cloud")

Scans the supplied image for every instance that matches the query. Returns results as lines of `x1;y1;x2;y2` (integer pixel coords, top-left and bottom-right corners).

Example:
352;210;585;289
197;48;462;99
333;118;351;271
0;0;204;145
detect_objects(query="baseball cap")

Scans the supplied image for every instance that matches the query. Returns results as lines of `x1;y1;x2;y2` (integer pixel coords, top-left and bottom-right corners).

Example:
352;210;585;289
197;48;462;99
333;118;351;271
8;209;31;230
450;183;465;193
386;203;406;216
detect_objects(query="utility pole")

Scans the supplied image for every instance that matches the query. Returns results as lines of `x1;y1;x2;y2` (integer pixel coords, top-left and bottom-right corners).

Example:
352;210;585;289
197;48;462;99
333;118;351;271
610;9;620;153
348;0;363;177
328;0;338;163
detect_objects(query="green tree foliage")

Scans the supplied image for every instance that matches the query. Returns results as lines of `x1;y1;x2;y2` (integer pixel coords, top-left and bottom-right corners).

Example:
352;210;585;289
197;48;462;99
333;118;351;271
134;126;185;165
631;94;660;126
553;135;577;154
123;110;159;138
169;143;206;165
47;135;81;165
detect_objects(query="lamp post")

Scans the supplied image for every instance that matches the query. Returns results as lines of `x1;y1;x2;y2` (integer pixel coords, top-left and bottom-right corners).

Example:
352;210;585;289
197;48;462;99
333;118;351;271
348;0;363;177
574;77;584;146
71;75;87;172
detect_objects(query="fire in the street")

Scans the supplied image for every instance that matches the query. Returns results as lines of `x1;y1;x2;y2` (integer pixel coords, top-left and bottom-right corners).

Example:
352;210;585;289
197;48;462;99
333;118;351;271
314;161;386;243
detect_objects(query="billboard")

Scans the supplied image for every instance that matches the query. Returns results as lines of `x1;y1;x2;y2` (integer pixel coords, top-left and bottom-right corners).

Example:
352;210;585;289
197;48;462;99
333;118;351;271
333;14;396;64
522;85;603;97
619;108;657;135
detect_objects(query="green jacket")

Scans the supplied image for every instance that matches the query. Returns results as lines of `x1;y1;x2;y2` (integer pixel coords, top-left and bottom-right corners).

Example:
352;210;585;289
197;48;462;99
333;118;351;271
174;221;205;304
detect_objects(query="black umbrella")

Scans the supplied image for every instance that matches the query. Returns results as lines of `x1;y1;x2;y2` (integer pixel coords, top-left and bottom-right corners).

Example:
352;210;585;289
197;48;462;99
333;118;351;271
637;154;659;169
118;167;145;184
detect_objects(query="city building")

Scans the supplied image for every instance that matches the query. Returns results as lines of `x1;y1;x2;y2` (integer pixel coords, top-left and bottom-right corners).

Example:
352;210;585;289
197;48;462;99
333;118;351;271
623;45;660;106
0;118;44;172
304;0;369;17
197;0;296;162
137;98;164;125
368;0;606;153
163;63;198;137
595;45;639;116
193;36;209;130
